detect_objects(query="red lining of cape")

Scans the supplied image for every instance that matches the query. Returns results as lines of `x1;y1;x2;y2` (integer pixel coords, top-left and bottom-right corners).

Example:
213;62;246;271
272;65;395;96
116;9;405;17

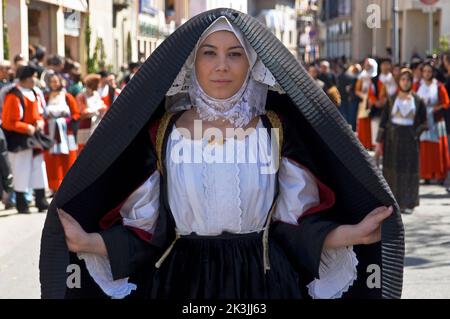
99;119;161;243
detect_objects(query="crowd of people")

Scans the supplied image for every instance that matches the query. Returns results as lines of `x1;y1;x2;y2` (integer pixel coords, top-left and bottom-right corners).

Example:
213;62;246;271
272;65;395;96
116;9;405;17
307;52;450;214
1;44;450;216
0;46;142;214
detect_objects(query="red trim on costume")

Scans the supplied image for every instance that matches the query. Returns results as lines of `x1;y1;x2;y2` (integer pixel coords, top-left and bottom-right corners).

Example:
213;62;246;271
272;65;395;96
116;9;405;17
99;199;126;230
98;176;155;241
285;157;336;222
148;118;161;147
98;117;162;241
125;225;153;243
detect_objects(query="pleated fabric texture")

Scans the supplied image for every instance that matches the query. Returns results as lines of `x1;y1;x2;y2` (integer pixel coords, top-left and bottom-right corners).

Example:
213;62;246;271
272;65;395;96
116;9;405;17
40;8;404;299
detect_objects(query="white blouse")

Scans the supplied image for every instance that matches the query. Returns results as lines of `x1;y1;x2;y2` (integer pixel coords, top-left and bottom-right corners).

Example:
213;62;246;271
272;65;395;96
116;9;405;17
391;96;416;126
78;119;358;299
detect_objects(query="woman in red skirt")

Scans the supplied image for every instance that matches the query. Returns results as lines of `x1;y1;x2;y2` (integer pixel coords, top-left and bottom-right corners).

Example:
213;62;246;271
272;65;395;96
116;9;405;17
413;62;450;183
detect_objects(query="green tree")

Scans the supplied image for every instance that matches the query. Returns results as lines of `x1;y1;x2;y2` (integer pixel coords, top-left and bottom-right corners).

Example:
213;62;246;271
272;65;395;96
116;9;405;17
433;35;450;55
93;37;106;70
85;14;96;73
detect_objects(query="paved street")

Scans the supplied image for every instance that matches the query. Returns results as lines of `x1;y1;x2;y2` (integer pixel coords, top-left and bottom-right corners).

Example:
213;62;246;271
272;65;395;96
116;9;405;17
402;184;450;298
0;184;449;299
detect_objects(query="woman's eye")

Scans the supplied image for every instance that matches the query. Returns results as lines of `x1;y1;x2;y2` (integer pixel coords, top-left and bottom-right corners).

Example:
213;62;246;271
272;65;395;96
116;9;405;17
203;51;216;56
229;52;242;57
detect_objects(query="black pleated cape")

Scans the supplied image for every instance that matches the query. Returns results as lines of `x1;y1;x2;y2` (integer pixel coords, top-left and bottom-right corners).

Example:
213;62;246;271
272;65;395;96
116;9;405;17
39;8;404;299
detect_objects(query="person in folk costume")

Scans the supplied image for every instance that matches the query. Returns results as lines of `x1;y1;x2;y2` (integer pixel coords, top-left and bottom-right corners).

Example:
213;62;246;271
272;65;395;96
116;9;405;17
43;74;80;194
413;62;450;184
40;10;404;299
75;74;107;154
1;65;49;213
442;52;450;194
355;58;378;149
368;61;389;156
375;68;427;215
378;58;398;100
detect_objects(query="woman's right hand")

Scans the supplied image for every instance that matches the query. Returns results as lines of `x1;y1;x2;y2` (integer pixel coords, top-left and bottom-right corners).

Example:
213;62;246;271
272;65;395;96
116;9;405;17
58;208;89;253
58;209;108;256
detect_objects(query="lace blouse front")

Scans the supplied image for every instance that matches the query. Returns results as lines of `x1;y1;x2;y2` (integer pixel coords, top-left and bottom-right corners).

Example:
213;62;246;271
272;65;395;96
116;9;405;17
391;96;416;126
166;119;320;235
78;116;358;300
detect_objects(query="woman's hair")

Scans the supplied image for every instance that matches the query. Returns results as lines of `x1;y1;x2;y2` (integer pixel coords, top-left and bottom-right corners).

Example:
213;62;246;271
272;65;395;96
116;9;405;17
399;68;413;81
420;62;434;75
83;73;101;90
63;58;75;74
47;55;64;67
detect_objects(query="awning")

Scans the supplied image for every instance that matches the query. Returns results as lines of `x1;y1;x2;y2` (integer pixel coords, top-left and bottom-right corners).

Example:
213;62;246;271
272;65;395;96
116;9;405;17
34;0;88;12
62;0;88;12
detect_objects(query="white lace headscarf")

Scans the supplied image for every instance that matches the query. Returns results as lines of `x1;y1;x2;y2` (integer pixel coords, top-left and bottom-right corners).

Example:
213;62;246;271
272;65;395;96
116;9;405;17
165;16;284;128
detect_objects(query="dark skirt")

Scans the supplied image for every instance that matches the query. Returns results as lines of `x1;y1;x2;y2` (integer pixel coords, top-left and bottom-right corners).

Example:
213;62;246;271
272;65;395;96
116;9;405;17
146;232;303;299
382;124;420;209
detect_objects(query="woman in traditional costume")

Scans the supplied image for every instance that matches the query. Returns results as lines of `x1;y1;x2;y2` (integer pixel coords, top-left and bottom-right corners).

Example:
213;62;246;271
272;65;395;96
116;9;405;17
43;74;80;194
75;74;107;154
355;58;387;150
413;62;450;184
40;9;404;299
375;69;427;215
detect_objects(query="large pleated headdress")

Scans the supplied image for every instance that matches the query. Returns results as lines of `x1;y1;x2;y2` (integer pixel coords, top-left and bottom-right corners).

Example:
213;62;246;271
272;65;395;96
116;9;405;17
40;8;404;299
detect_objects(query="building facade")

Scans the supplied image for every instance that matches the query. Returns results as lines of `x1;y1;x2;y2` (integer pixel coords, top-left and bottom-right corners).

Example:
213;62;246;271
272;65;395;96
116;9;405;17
5;0;88;62
136;0;174;63
319;0;352;60
296;0;321;62
168;0;298;59
113;0;139;70
320;0;450;63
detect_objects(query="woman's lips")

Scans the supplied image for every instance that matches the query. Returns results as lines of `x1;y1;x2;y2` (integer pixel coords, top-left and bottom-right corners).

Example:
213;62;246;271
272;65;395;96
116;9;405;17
211;80;232;86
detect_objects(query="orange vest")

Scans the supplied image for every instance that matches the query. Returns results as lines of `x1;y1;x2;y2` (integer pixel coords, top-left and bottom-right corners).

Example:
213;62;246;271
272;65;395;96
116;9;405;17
2;88;43;134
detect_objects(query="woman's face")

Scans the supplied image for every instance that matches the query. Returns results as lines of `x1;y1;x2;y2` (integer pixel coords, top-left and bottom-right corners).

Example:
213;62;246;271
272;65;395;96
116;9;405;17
195;30;250;99
399;74;412;92
422;65;433;81
392;66;401;79
49;75;61;91
364;60;372;72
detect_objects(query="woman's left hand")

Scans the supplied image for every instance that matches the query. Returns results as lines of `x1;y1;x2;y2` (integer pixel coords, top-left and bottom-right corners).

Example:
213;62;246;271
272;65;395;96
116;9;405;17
354;206;393;245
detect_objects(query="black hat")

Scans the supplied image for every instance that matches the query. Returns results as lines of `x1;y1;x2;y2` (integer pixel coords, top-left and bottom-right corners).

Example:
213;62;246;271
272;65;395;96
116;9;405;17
16;65;38;81
40;8;404;299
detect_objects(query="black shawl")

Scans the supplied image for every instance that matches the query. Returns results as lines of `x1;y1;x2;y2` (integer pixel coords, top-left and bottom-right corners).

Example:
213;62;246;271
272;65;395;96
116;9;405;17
39;8;404;299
